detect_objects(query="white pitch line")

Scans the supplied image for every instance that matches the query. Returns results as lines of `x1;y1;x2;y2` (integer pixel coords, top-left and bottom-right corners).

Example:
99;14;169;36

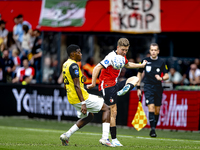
136;136;200;143
0;126;199;143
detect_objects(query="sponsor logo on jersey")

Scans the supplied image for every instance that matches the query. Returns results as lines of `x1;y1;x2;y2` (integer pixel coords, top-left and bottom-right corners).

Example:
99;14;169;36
74;70;79;75
104;60;109;64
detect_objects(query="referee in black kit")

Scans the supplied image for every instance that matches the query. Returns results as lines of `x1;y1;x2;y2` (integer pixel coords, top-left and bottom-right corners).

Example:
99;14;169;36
136;43;169;137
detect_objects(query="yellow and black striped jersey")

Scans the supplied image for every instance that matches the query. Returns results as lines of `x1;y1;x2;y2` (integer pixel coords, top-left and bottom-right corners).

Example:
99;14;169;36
62;59;89;104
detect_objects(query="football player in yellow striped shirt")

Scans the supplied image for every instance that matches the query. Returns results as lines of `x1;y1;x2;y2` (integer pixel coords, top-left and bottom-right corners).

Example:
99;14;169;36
60;44;114;147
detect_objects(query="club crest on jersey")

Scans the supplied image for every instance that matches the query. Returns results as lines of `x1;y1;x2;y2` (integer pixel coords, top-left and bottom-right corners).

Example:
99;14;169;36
146;66;151;72
110;98;114;103
74;70;79;75
104;60;109;64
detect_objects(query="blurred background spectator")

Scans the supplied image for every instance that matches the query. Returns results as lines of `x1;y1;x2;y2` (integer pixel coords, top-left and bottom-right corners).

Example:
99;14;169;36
0;53;5;82
189;64;200;85
0;20;8;46
2;49;15;83
12;48;21;78
12;57;34;84
30;29;42;83
194;58;200;69
42;56;54;83
7;32;18;58
20;24;31;58
82;57;99;85
165;67;189;88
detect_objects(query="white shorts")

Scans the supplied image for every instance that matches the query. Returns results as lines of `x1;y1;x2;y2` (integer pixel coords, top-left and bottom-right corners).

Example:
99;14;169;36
72;94;104;118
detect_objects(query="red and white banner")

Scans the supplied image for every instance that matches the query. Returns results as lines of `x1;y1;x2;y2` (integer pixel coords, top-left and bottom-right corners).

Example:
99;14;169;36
110;0;161;33
1;0;200;32
127;91;200;131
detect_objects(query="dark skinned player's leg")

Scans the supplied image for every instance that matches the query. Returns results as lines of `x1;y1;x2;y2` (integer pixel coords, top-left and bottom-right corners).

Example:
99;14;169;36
101;103;111;123
60;113;94;146
76;113;94;128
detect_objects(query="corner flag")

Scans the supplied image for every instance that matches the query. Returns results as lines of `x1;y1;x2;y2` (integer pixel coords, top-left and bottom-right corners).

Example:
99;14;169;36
131;96;147;131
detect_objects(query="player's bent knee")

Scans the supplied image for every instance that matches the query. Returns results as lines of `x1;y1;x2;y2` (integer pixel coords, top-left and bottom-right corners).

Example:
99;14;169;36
127;76;139;85
101;103;110;112
133;76;139;84
88;113;94;120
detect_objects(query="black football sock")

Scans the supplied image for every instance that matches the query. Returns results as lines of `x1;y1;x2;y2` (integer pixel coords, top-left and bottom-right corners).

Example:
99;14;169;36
154;114;159;128
110;126;116;139
149;112;155;130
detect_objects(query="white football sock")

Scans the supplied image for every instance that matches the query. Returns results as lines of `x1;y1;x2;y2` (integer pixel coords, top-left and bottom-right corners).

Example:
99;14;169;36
102;122;110;140
66;124;79;137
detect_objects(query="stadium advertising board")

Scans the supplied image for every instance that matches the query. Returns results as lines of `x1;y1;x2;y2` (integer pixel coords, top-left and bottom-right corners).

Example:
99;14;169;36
127;91;200;131
0;84;129;124
0;84;77;120
110;0;161;33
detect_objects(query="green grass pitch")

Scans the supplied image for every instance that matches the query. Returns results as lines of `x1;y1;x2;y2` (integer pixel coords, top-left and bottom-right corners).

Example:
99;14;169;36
0;117;199;150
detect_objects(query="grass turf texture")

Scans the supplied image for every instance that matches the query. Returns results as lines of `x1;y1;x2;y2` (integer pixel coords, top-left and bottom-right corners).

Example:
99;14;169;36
0;117;199;150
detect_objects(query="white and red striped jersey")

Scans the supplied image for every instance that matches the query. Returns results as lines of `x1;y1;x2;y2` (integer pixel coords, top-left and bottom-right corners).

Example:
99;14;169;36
13;56;21;73
98;51;128;91
17;67;35;82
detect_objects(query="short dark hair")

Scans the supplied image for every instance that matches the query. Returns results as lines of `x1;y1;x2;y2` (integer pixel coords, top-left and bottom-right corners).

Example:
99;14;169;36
34;29;41;34
23;25;29;33
17;14;23;18
150;43;159;50
21;56;28;62
0;20;6;25
67;44;80;56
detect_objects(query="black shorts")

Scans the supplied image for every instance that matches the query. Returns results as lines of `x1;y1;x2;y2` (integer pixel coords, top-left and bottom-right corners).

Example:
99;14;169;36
100;80;127;106
144;84;163;106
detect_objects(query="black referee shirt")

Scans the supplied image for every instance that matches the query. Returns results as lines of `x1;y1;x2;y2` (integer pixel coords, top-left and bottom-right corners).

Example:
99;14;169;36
138;57;168;85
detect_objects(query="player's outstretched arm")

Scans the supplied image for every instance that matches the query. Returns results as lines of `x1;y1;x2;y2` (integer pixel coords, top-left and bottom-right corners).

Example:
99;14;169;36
87;63;103;89
125;60;147;69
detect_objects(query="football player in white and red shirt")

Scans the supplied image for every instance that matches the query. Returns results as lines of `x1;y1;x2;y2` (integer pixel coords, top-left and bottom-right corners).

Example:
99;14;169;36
12;57;35;84
87;38;147;146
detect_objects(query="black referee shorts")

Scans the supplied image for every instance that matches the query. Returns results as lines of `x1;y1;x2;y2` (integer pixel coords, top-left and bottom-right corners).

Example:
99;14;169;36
144;84;163;106
100;79;127;106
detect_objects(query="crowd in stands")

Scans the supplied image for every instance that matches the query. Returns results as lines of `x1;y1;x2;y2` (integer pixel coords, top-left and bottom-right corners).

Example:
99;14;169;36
1;13;200;89
0;14;42;84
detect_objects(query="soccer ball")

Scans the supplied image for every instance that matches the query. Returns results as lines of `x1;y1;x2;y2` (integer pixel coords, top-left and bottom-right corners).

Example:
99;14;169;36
111;55;125;70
